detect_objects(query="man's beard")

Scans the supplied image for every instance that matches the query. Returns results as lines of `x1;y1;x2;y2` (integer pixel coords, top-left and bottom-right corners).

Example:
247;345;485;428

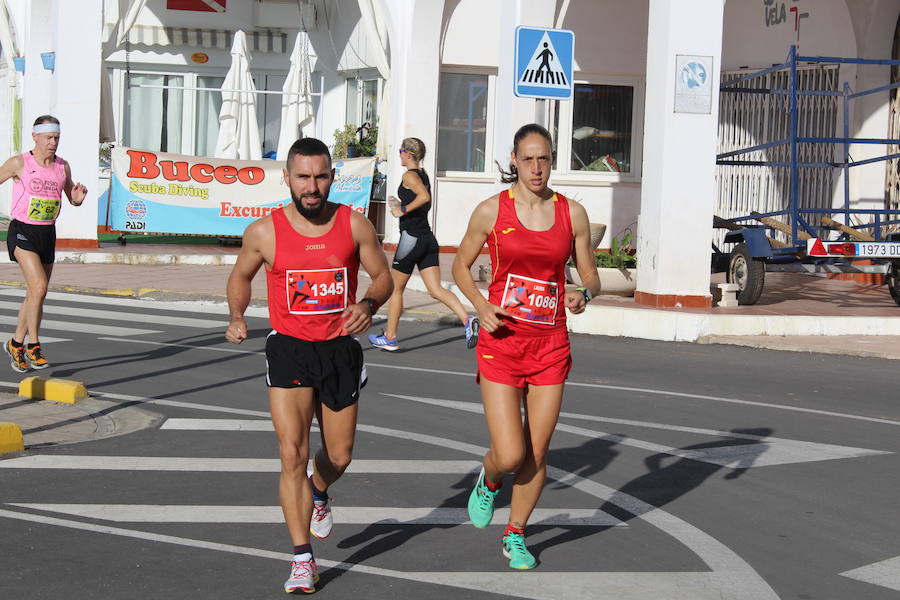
291;190;327;219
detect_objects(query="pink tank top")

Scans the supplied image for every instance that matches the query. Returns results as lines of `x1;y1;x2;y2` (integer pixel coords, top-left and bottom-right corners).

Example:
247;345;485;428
11;152;67;225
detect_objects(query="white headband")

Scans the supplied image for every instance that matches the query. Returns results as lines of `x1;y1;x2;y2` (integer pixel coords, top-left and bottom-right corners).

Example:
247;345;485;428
33;123;60;134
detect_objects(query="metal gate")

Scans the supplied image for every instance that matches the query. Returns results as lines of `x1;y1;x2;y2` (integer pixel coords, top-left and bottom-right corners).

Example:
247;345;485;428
716;65;839;245
886;16;900;211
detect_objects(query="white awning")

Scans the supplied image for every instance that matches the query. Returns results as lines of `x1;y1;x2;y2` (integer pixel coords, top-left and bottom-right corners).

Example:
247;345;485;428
124;25;287;53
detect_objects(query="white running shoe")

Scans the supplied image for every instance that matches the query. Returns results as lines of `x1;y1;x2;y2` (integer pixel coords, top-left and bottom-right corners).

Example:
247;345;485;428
310;498;333;539
284;557;318;594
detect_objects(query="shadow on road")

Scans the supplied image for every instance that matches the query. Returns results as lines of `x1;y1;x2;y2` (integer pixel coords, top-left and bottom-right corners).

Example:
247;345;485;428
530;427;773;559
316;471;478;590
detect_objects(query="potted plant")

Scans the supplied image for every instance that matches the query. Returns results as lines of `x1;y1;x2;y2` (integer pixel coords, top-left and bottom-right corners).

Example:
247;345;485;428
566;231;637;296
333;124;357;159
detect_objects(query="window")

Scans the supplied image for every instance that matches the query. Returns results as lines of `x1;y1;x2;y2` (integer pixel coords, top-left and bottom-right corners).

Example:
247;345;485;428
120;69;286;157
570;84;633;172
195;75;224;157
551;78;641;179
346;77;380;129
437;72;490;173
124;73;184;153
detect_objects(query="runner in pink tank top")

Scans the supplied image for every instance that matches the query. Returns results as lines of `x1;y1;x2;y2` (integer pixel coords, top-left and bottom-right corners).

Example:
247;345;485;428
225;138;392;594
0;115;87;372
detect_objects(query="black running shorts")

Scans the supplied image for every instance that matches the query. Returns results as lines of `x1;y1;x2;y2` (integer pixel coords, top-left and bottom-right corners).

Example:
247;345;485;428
265;333;367;412
7;219;56;264
392;230;440;275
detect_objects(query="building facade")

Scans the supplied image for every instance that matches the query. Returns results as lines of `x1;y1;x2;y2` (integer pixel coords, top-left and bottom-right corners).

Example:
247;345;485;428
1;0;899;306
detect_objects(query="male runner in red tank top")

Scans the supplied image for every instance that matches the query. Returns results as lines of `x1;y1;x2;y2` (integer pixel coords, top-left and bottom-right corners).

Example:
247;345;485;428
225;138;392;594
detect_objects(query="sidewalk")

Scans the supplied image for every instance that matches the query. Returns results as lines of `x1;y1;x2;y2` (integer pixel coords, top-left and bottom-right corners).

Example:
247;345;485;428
0;392;162;452
0;242;897;359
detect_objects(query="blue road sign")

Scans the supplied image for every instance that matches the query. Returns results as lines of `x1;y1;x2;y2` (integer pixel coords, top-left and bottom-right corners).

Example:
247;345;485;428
514;27;574;100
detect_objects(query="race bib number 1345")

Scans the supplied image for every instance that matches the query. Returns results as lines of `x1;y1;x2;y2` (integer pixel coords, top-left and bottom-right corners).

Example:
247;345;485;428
286;267;347;314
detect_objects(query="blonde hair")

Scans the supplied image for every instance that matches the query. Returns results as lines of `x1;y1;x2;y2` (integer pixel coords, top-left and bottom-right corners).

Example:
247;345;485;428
400;137;426;162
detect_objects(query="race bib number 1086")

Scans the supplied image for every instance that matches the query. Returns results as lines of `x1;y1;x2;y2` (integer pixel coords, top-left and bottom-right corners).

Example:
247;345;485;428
286;267;348;314
500;273;558;325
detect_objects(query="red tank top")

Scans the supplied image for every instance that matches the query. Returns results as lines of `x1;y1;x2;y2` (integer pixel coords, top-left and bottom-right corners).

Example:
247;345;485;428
487;189;573;336
266;205;358;341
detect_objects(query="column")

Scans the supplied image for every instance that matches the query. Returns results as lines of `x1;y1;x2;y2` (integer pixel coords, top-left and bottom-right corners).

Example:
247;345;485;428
381;0;444;246
52;0;102;244
634;0;726;308
15;0;101;245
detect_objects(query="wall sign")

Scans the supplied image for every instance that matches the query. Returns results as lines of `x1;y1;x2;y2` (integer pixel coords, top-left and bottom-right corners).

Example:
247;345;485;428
674;55;714;115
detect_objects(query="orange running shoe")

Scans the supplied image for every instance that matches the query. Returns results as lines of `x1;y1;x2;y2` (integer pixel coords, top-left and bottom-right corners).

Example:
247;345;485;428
25;343;49;369
4;339;29;373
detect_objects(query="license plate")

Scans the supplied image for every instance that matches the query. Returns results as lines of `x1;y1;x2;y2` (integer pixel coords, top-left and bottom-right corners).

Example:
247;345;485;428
855;242;900;257
807;238;900;258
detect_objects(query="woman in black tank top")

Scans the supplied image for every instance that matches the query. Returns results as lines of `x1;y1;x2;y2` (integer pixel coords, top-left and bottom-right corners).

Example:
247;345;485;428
368;137;480;351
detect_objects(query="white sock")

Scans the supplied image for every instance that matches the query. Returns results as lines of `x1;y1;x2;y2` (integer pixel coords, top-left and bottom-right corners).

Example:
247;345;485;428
293;552;312;562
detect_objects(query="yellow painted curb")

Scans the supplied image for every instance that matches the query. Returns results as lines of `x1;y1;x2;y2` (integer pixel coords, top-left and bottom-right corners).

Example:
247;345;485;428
19;376;88;404
0;422;24;453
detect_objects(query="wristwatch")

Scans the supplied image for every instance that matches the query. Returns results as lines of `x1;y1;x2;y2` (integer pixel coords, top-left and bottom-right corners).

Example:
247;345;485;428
576;287;593;303
361;297;379;315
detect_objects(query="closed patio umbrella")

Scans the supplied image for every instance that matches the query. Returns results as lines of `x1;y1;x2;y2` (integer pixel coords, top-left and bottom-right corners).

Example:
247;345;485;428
215;30;261;160
276;31;316;160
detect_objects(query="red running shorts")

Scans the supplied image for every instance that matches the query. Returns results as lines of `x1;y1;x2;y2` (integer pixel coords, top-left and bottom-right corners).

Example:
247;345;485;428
476;329;571;388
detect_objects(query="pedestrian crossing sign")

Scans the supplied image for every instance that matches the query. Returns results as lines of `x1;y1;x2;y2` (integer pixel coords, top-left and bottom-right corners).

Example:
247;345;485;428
514;27;574;100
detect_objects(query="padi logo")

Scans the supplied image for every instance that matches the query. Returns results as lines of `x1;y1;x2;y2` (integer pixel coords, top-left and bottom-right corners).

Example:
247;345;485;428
125;199;147;220
124;198;147;230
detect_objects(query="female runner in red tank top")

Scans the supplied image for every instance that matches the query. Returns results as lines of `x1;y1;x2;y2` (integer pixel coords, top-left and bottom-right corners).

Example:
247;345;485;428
452;124;601;569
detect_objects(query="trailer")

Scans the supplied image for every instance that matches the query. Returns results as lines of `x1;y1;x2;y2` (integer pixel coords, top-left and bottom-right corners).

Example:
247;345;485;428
713;46;900;306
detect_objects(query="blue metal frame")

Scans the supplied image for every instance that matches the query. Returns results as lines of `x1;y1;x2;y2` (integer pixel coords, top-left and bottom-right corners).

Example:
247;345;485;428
717;46;900;253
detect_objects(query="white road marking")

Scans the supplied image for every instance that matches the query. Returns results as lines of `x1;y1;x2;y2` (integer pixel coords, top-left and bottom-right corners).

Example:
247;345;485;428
0;333;70;344
0;411;780;598
0;456;481;473
98;337;262;354
0;300;224;328
840;556;900;592
386;394;891;467
7;504;623;527
162;418;273;430
0;507;762;600
0;315;160;336
0;287;269;318
63;335;900;427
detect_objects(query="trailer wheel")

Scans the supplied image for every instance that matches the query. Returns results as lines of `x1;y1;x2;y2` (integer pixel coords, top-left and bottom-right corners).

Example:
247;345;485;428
727;243;765;305
888;260;900;306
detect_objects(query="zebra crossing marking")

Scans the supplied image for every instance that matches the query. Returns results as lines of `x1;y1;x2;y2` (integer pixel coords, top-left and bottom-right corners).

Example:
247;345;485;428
0;507;757;600
0;315;160;336
840;556;900;592
7;504;623;527
385;394;891;467
0;333;70;344
0;300;224;328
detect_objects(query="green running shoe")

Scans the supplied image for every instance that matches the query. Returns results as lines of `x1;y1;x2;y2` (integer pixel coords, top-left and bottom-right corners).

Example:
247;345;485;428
467;467;499;528
502;532;537;570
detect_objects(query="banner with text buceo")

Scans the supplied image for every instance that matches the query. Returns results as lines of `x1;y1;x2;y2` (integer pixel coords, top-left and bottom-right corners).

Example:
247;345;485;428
108;147;376;236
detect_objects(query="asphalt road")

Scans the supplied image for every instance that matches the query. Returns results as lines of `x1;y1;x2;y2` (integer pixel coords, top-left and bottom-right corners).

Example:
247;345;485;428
1;288;899;599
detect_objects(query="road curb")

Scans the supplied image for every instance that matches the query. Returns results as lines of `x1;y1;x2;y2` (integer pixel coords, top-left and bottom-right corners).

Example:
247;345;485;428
19;376;88;404
0;421;24;453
